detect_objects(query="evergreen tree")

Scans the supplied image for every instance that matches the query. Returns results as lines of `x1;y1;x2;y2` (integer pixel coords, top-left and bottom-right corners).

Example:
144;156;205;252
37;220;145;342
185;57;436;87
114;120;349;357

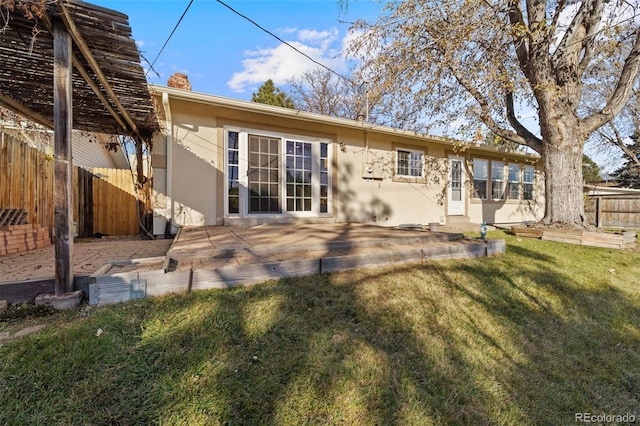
251;80;295;109
582;155;602;184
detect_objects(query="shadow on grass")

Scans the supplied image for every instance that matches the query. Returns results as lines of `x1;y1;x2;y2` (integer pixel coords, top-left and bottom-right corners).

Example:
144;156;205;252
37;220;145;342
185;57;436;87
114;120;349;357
1;238;639;425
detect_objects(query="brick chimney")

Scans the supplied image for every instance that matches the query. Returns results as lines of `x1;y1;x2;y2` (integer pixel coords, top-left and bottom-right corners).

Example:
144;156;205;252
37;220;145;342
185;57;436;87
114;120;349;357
167;73;192;90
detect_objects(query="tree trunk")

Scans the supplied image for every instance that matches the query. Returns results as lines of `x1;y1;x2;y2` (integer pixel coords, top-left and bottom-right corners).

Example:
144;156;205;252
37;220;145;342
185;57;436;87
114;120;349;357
540;116;586;227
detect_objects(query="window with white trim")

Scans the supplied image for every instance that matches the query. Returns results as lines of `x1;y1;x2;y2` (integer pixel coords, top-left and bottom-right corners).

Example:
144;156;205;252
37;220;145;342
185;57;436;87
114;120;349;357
473;159;488;199
396;149;424;178
508;163;521;200
320;143;329;213
225;128;331;217
523;165;535;200
491;161;505;200
248;135;281;213
473;159;536;201
228;131;240;213
285;141;312;212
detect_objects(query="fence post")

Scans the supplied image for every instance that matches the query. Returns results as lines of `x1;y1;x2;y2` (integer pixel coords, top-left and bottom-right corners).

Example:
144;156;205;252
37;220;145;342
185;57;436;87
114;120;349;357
596;197;603;228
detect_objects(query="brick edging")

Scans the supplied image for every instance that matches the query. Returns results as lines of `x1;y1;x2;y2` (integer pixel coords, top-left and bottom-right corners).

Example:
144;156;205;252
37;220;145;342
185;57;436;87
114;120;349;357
0;224;51;256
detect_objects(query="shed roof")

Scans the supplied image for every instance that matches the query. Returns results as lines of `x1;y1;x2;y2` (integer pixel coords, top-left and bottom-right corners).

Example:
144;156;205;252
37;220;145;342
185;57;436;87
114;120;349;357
0;0;158;138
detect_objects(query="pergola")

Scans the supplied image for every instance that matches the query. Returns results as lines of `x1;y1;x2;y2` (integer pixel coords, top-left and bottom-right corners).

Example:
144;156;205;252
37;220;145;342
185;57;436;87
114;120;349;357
0;0;159;296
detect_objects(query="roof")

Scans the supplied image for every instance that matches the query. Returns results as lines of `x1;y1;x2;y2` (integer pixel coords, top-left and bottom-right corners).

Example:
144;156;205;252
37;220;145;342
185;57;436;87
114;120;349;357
152;84;539;161
0;0;158;139
584;184;640;196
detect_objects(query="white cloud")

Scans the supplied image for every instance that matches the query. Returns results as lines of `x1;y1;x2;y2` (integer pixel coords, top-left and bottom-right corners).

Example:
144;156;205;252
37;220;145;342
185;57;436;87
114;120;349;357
276;26;298;35
298;28;339;47
227;27;350;93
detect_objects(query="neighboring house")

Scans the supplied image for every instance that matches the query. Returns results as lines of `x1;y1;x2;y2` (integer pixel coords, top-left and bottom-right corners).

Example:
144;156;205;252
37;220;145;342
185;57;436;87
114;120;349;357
584;184;640;197
71;132;129;170
150;84;544;235
0;123;129;170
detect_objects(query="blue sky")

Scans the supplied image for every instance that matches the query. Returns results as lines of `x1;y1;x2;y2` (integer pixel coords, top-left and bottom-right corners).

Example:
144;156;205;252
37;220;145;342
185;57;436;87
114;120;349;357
93;0;383;100
89;0;623;171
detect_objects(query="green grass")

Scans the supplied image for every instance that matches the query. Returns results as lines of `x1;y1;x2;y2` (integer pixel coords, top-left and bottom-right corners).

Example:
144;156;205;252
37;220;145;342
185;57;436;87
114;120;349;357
1;231;639;425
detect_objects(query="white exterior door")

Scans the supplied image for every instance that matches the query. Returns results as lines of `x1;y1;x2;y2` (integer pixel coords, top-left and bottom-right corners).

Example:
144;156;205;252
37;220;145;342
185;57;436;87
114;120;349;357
448;155;466;216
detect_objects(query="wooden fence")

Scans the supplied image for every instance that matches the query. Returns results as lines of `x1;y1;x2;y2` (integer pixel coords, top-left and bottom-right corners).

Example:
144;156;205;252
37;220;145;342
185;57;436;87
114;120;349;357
1;132;139;237
586;195;640;228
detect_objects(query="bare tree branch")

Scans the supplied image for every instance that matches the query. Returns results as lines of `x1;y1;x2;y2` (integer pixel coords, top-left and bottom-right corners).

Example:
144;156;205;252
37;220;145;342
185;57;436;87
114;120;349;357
507;0;531;76
448;65;530;149
599;122;640;168
552;0;596;69
578;0;606;74
506;91;543;153
583;29;640;133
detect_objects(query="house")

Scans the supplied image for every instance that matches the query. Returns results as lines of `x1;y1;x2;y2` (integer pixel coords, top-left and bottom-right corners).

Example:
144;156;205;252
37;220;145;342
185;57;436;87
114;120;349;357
149;84;543;235
0;118;130;171
584;184;640;197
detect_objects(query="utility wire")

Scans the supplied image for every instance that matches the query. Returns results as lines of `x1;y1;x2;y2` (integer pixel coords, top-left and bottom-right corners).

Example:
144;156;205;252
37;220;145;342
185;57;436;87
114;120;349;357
215;0;355;86
146;0;194;77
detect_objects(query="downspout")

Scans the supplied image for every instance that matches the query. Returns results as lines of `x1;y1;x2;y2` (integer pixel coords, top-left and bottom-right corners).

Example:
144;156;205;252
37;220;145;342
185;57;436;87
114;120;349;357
162;92;174;231
363;129;379;222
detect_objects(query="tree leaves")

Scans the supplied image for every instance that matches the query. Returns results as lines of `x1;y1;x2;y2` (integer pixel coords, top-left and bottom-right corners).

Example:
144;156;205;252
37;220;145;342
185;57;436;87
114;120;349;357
251;80;295;109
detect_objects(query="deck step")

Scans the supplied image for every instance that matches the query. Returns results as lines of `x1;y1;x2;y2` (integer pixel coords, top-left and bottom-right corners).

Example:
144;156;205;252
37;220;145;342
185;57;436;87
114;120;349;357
88;238;506;306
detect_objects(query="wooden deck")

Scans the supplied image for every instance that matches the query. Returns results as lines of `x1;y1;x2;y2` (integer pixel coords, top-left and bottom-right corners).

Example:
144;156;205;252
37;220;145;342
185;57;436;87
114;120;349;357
88;224;506;306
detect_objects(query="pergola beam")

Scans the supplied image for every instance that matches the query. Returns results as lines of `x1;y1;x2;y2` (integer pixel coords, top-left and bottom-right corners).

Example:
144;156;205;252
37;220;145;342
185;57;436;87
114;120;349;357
0;94;54;129
56;0;140;136
41;10;130;134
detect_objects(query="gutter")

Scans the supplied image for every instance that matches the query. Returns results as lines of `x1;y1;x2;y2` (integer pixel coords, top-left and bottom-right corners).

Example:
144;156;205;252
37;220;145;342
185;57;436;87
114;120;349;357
161;92;174;229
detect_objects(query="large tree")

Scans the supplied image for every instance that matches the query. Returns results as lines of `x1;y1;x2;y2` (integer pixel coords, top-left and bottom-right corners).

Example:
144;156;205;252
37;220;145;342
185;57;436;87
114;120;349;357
350;0;640;227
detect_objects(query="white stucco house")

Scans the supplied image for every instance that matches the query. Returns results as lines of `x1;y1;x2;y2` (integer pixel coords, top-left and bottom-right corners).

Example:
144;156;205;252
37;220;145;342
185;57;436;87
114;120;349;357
149;85;544;235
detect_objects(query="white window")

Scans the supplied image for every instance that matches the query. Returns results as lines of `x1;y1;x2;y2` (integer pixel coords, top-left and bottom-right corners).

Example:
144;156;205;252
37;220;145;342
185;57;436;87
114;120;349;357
225;128;331;217
227;131;240;214
248;135;281;213
473;159;488;199
396;149;424;178
285;141;312;212
320;143;329;213
491;161;505;200
508;163;521;200
523;165;535;200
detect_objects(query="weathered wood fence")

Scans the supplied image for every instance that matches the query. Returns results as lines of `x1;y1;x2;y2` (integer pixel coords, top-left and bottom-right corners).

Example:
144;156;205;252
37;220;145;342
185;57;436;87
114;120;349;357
1;132;139;237
586;195;640;228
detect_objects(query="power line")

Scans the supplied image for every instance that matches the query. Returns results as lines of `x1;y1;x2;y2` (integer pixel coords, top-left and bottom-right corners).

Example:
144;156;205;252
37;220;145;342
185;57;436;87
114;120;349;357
146;0;194;77
214;0;355;86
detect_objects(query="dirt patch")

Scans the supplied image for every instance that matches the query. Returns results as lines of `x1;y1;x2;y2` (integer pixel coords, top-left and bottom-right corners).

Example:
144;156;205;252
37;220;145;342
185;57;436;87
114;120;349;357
0;322;48;342
0;304;55;322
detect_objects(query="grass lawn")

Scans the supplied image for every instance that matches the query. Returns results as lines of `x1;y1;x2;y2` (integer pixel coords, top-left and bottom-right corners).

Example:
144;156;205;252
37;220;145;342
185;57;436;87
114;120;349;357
1;230;639;425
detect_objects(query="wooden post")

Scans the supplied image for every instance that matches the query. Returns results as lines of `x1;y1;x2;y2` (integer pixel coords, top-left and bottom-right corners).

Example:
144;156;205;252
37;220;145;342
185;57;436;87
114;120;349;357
53;20;74;295
596;197;603;228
